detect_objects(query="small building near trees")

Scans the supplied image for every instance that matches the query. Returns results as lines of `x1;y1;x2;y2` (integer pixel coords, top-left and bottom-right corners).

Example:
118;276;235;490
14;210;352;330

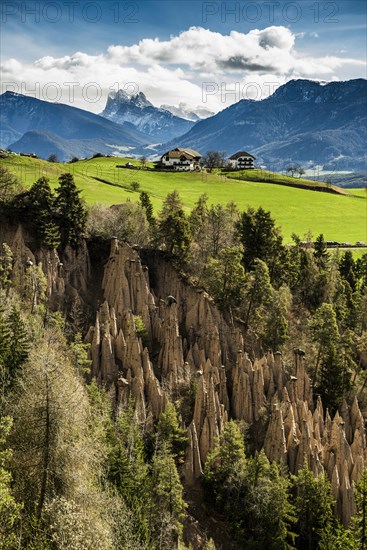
157;148;202;171
228;151;255;170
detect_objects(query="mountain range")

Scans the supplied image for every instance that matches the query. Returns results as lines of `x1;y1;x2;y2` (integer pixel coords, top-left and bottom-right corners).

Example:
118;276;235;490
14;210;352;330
0;91;150;161
1;79;366;170
100;90;196;142
166;79;367;171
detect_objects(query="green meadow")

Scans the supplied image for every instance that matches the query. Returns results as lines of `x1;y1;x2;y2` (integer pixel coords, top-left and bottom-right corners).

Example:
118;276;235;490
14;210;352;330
1;154;366;243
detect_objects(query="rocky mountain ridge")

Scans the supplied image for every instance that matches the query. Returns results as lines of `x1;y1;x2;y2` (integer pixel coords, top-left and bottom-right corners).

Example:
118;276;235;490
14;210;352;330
101;90;195;142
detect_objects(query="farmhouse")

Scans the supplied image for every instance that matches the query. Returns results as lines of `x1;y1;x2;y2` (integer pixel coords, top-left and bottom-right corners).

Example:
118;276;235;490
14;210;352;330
228;151;255;170
158;148;202;171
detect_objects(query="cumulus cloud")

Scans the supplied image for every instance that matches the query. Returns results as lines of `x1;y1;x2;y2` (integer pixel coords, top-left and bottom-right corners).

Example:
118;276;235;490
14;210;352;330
1;25;365;113
106;26;296;73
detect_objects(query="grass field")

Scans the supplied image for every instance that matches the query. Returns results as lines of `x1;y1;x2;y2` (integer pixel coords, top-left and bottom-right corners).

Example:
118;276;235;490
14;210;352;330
350;189;367;198
1;154;366;243
223;168;349;195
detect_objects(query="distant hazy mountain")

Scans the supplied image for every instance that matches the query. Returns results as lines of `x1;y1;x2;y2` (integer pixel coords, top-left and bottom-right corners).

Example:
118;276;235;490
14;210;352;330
160;102;214;122
101;90;195;142
161;79;367;171
1;92;150;161
8;130;131;162
308;172;367;188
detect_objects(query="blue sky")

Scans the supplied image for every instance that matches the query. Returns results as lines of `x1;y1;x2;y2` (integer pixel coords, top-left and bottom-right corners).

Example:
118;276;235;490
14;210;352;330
1;0;366;112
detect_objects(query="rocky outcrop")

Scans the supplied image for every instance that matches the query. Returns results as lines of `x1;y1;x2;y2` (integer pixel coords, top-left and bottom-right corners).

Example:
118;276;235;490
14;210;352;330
0;223;91;317
82;240;367;527
5;228;360;529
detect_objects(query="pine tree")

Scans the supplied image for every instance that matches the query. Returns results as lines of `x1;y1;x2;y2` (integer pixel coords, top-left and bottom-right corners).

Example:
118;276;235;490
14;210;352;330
292;465;335;550
159;190;183;219
188;193;208;237
203;420;246;512
0;417;22;549
318;522;355;550
109;402;149;502
314;234;329;268
202;246;246;309
24;263;47;314
151;443;186;546
0;313;11;359
317;345;347;415
55;173;87;247
108;401;152;545
356;254;367;289
241;452;296;549
339;251;357;292
27;177;60;249
243;259;273;331
354;467;367;549
262;286;291;351
158;209;191;256
6;306;30;384
236;206;286;284
139;191;155;226
156;401;187;460
309;302;340;385
69;332;91;376
41;221;61;249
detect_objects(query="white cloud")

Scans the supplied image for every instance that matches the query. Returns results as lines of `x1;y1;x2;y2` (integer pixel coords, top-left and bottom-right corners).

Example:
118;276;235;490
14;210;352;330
1;26;365;113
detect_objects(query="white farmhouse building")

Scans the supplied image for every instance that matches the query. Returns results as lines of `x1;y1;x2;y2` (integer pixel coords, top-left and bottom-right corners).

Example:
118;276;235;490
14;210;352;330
159;148;202;171
228;151;255;169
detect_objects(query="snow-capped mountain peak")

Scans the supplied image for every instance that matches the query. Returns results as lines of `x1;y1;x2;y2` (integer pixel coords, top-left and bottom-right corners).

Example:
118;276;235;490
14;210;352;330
100;90;195;142
160;102;214;121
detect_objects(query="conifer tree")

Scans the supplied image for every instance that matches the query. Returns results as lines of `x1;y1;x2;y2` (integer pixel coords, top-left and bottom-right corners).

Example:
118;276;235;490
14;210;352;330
314;234;329;268
151;443;186;547
243;259;273;331
188;193;208;238
55;173;87;247
339;251;357;291
158;209;191;256
356;254;367;289
236;206;286;284
27;177;60;248
241;452;296;549
204;420;246;511
6;306;30;385
202;246;245;309
262;286;291;351
11;330;115;548
0;306;30;389
156;401;187;460
354;467;367;549
292;465;335;550
309;302;340;384
0;417;22;549
139;191;155;226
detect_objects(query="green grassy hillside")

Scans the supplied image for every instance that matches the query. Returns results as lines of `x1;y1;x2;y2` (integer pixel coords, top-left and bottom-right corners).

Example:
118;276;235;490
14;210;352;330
1;154;366;243
223;168;349;195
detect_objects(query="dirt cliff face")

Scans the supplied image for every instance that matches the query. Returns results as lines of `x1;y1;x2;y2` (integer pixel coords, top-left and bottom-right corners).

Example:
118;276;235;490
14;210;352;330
83;240;366;527
0;224;92;319
3;228;365;528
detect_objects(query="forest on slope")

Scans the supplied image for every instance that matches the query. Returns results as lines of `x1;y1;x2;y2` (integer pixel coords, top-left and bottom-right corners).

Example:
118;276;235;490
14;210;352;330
0;167;367;550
